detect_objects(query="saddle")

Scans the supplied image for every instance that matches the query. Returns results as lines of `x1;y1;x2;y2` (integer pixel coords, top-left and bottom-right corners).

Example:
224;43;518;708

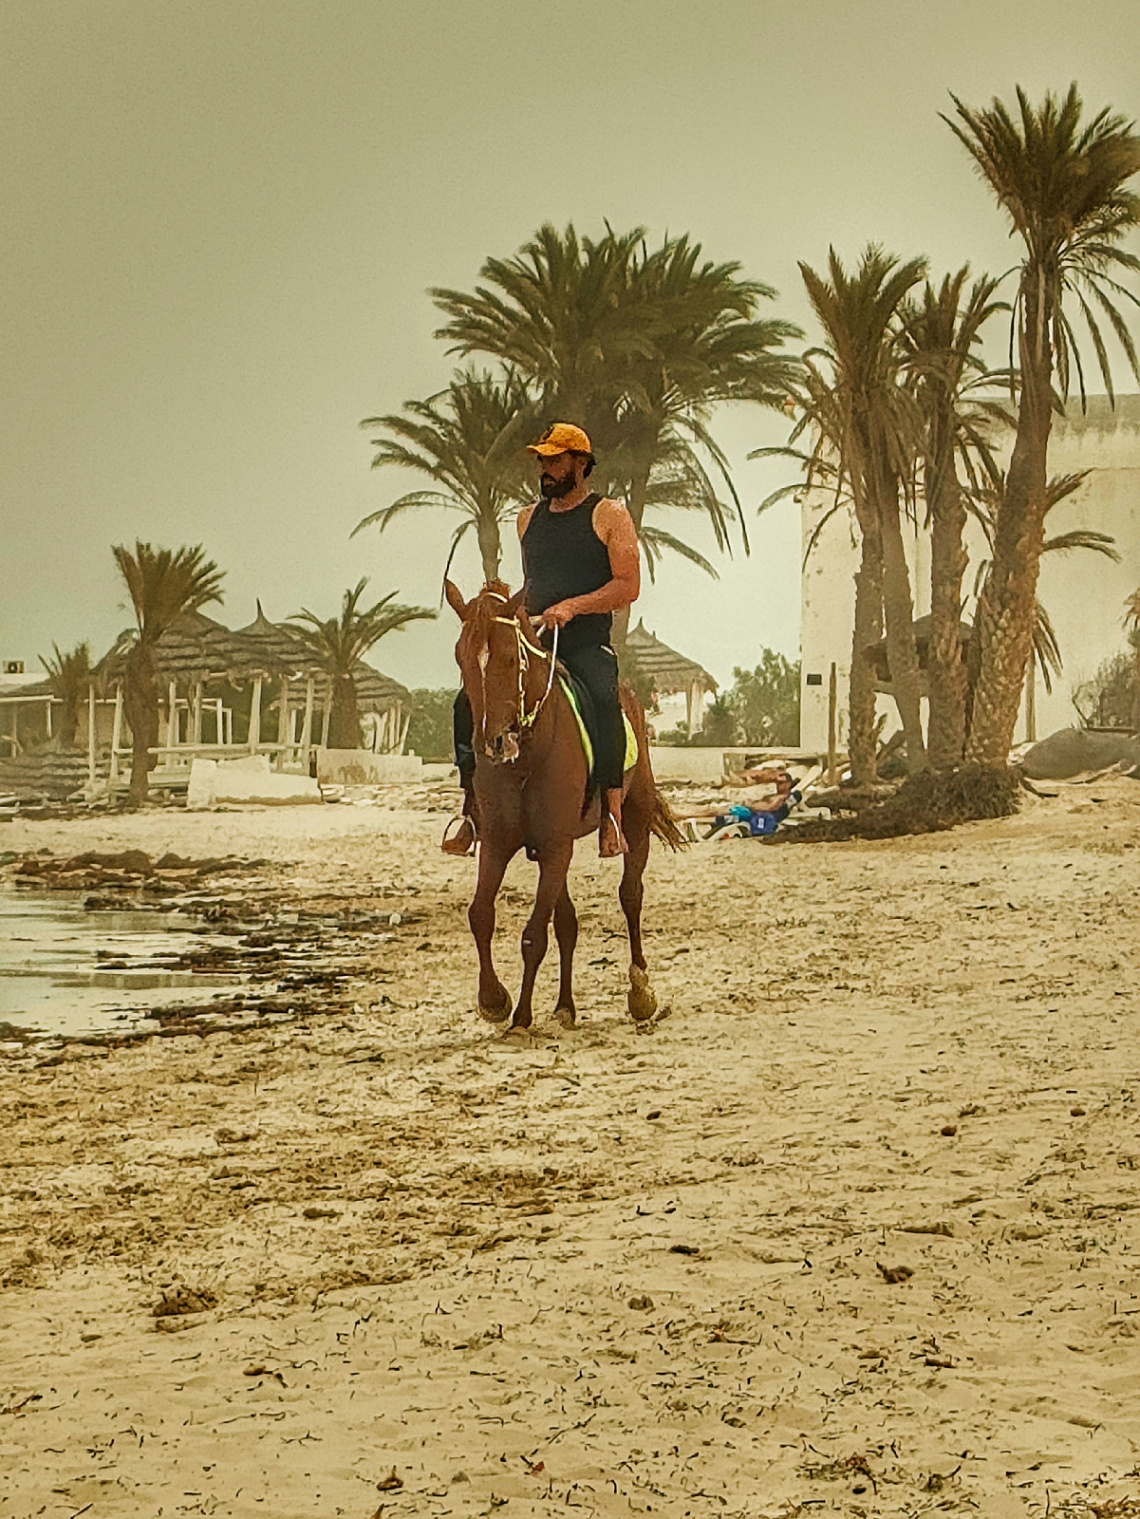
558;672;638;783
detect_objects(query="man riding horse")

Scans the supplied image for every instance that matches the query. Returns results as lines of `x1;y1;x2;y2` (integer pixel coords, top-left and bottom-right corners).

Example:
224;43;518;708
444;422;640;859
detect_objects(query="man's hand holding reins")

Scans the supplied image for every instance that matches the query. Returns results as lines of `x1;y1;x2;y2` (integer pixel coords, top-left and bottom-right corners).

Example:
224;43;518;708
536;601;579;630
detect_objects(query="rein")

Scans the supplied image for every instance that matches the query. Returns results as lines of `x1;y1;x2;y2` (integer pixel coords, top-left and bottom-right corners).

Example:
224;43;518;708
470;588;559;758
491;615;559;740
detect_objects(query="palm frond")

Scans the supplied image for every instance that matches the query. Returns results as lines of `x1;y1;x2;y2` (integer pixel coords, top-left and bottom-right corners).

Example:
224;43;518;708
289;579;435;677
637;525;719;580
111;542;224;643
1041;528;1120;560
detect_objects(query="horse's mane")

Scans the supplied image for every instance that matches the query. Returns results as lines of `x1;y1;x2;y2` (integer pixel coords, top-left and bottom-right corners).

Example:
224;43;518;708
463;581;544;659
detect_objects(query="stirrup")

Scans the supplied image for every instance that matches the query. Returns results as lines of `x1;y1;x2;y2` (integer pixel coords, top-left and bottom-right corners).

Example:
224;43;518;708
441;815;477;857
599;811;628;857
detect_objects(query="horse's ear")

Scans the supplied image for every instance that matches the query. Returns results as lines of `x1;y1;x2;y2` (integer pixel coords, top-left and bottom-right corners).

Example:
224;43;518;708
444;580;469;619
504;586;527;618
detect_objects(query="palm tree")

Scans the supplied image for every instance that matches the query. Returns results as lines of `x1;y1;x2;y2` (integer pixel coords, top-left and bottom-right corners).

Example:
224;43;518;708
290;580;435;749
945;84;1140;765
609;232;802;541
355;368;537;583
431;222;801;601
431;222;645;461
900;268;1009;768
40;641;92;749
112;542;224;806
787;246;929;779
969;471;1120;733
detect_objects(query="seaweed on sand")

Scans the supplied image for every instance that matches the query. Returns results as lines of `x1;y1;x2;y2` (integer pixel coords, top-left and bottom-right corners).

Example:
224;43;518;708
784;764;1020;842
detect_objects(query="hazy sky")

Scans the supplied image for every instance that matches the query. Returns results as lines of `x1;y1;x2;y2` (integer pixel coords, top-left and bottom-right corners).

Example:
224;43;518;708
3;0;1138;689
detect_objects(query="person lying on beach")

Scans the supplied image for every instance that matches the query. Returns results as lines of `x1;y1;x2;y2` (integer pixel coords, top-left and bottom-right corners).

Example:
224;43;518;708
722;763;793;788
673;771;802;838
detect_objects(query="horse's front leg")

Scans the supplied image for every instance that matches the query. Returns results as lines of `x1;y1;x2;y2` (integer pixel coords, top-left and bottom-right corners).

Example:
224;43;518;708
619;831;657;1023
469;844;513;1023
512;843;573;1029
551;883;578;1029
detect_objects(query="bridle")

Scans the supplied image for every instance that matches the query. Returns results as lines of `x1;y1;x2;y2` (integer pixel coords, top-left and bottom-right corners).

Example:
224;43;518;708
478;591;560;758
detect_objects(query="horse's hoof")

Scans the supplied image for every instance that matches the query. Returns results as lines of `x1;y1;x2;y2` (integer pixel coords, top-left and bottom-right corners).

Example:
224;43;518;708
477;988;511;1024
553;1005;577;1030
627;966;658;1023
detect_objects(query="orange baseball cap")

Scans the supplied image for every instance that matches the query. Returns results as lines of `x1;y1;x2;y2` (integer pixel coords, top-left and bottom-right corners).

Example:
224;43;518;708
526;422;593;457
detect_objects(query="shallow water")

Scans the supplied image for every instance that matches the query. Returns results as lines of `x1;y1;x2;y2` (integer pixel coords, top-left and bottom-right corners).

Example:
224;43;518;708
0;889;244;1039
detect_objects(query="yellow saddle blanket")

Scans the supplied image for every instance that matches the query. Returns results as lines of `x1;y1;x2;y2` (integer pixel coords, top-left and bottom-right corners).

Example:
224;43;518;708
559;678;638;775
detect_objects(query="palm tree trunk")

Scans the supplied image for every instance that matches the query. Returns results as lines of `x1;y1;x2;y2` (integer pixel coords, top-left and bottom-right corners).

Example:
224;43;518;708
625;457;651;536
849;525;884;785
58;702;79;751
123;642;159;806
611;456;652;663
925;446;969;769
476;511;502;586
878;486;928;773
328;673;362;750
966;283;1052;765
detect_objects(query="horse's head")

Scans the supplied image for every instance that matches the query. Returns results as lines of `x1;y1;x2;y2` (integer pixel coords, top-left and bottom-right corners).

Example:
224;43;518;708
445;579;541;764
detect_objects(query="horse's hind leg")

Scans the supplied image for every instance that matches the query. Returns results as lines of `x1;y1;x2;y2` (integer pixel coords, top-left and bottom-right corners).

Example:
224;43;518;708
469;845;513;1023
619;828;657;1023
552;884;578;1029
512;843;573;1030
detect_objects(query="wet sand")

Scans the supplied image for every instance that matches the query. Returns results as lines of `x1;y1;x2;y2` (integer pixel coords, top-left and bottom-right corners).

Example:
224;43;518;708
1;779;1139;1517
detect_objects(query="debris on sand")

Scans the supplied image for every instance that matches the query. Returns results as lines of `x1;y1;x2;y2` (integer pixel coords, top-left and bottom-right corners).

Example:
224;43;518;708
5;850;262;894
876;1262;914;1284
786;765;1020;841
152;1284;217;1318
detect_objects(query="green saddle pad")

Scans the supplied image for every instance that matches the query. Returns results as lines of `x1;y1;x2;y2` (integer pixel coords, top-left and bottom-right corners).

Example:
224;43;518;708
559;677;638;776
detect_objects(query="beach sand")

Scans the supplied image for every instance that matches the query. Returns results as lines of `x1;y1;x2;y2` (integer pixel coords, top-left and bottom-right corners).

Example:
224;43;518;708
1;778;1138;1517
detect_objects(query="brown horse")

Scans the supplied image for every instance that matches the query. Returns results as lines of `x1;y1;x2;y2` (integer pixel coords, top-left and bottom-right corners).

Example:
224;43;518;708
445;579;684;1030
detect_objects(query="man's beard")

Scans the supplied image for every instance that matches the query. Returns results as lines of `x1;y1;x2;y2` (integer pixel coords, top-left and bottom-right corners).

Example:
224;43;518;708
540;473;576;499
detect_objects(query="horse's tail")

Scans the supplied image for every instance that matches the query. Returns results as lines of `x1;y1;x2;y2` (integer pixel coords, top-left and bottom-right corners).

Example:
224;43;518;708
649;787;687;852
620;682;688;852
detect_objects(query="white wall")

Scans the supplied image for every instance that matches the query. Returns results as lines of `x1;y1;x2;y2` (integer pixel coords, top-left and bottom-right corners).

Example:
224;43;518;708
800;395;1140;752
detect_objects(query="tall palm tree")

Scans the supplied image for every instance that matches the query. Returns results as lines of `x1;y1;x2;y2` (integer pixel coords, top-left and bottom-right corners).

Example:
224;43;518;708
431;222;645;462
290;580;434;750
969;471;1121;732
900;268;1009;768
788;246;929;778
355;368;537;583
40;641;92;749
431;222;801;599
113;542;224;806
611;232;802;542
945;84;1140;764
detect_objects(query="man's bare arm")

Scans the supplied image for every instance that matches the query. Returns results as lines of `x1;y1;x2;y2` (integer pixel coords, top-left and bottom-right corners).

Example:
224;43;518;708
537;498;641;629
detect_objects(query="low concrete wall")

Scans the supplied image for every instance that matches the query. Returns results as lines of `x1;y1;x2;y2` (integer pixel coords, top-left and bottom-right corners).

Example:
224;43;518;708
187;755;323;809
317;750;424;786
422;762;458;782
648;746;730;783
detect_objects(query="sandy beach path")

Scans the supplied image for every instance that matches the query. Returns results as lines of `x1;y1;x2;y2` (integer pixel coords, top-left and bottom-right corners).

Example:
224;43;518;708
1;782;1139;1517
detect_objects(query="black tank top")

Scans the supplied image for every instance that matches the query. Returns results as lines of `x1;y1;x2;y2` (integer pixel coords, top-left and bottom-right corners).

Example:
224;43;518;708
522;492;613;652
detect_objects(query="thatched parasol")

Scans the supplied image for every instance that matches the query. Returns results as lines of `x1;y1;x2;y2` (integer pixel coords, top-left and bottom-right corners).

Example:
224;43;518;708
236;604;326;681
352;660;410;712
624;621;718;696
97;610;279;686
867;614;974;688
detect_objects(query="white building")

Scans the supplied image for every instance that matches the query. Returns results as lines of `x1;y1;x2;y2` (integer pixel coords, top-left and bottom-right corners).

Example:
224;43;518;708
800;395;1140;752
